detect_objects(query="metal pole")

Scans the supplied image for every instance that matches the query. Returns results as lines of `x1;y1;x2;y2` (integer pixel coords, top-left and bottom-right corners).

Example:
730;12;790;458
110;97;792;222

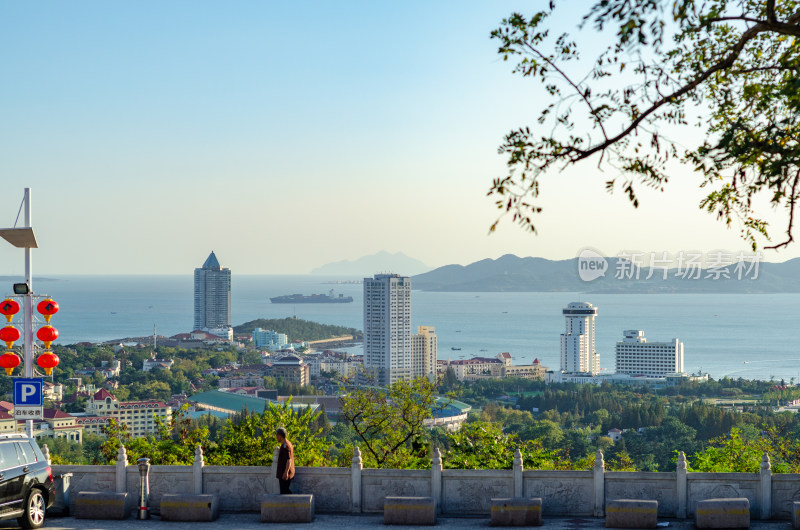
23;188;33;438
137;457;150;519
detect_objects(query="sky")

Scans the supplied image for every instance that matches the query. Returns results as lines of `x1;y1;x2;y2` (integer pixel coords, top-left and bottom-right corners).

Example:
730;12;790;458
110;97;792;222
1;1;798;275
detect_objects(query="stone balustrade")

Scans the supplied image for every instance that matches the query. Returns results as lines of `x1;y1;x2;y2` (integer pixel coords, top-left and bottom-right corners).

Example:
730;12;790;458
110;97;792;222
51;446;800;521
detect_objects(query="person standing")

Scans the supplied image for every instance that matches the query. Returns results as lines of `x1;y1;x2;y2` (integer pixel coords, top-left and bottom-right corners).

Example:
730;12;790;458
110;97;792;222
275;427;295;494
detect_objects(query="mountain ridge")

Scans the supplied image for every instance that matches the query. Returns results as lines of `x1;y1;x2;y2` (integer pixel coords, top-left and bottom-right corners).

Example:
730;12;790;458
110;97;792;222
311;251;430;276
411;254;800;293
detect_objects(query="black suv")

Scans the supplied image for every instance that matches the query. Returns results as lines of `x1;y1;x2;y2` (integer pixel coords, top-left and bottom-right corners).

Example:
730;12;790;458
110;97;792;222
0;434;54;529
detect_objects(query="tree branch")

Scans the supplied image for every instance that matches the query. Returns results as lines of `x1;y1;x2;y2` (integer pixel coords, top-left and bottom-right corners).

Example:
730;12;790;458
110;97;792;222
525;44;610;142
569;22;767;163
764;168;799;250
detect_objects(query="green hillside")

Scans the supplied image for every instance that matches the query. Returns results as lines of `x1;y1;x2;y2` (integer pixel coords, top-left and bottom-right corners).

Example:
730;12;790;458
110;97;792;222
233;317;361;342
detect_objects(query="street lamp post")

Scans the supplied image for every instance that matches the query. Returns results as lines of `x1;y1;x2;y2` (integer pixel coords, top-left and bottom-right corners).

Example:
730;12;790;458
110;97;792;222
22;190;34;437
0;188;39;437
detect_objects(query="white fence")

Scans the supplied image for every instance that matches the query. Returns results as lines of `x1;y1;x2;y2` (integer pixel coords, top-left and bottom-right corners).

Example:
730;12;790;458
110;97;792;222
52;446;799;520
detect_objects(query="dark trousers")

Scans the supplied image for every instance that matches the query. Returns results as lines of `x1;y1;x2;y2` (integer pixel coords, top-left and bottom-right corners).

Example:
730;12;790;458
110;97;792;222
279;478;292;494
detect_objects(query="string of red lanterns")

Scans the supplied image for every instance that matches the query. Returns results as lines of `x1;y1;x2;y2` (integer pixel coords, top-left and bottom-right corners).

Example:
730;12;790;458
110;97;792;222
0;297;61;376
0;300;21;375
35;299;60;376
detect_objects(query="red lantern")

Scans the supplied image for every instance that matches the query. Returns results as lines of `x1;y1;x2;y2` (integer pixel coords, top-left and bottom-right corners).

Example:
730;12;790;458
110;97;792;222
36;325;58;349
36;351;60;376
0;326;20;349
0;351;20;376
0;300;20;323
37;299;59;323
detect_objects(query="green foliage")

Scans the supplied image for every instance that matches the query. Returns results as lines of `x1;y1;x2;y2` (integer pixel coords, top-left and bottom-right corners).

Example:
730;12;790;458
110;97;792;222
233;317;361;342
99;405;210;465
444;421;561;470
488;1;800;249
340;378;439;468
691;427;800;473
208;399;327;467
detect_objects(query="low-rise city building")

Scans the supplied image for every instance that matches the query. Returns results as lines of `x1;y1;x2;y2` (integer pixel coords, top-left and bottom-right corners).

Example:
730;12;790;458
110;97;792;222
85;389;172;437
440;353;547;381
271;353;310;386
142;357;174;372
500;358;547;379
615;330;684;377
252;328;288;350
31;409;84;443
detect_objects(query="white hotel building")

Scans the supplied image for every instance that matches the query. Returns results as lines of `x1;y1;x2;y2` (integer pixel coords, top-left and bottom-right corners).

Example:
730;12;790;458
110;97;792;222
615;330;684;377
560;302;600;375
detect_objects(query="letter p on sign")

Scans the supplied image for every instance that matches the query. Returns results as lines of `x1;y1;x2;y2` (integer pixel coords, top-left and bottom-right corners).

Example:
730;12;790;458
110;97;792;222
21;384;35;401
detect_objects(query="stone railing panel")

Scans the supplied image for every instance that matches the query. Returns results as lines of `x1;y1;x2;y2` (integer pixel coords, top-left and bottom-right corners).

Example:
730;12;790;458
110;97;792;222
53;465;115;513
292;467;351;513
441;469;513;515
361;469;431;513
203;466;271;512
523;470;593;516
605;471;677;516
687;472;760;518
126;466;193;514
770;474;800;520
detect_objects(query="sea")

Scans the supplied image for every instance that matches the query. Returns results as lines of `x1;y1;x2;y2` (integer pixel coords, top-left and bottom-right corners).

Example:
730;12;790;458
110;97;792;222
16;275;800;383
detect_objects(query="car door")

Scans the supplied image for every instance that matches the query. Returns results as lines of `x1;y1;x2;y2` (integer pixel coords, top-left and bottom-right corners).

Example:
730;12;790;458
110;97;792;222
0;441;23;513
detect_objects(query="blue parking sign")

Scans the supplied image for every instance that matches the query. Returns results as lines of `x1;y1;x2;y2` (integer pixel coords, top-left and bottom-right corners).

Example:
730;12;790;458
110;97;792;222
14;378;43;407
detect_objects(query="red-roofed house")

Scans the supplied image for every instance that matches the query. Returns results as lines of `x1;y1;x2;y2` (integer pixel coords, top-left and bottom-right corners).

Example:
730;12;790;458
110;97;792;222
0;410;14;434
86;389;172;438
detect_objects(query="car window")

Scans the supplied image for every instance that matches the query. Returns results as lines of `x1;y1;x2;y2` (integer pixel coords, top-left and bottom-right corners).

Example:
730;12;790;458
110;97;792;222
15;442;36;464
0;442;20;470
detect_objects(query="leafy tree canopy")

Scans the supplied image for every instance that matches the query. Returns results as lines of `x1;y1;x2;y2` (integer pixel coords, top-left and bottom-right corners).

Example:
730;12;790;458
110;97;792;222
490;0;800;249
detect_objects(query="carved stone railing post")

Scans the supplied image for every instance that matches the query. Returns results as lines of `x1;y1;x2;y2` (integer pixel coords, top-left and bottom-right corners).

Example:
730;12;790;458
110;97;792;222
593;449;605;517
676;451;687;518
351;447;362;513
41;444;51;465
193;445;204;494
760;453;771;520
270;447;280;495
513;448;524;497
116;444;128;493
431;447;442;514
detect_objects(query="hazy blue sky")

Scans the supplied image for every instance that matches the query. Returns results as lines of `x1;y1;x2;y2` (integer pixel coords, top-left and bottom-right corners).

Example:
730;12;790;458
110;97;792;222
1;1;797;275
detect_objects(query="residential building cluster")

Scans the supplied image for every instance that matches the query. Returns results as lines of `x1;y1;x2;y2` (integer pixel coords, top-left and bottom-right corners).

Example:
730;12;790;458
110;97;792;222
438;352;547;381
209;352;312;388
362;274;438;385
0;388;172;442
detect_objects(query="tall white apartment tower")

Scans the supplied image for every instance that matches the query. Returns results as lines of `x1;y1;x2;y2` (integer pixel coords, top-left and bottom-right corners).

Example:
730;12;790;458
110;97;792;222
194;251;231;331
560;302;600;374
363;274;412;386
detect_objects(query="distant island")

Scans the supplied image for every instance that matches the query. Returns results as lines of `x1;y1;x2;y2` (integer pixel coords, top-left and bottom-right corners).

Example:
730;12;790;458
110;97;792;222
233;317;362;342
311;251;430;276
411;254;800;293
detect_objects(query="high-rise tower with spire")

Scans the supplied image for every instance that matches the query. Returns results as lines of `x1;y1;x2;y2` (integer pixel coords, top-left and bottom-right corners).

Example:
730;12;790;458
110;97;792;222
193;251;231;331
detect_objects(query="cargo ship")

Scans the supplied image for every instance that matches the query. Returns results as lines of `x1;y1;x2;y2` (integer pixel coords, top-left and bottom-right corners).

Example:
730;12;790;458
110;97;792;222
270;289;354;304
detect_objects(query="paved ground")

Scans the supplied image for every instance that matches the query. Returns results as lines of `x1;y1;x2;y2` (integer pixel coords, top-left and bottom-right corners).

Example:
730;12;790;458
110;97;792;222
0;513;791;529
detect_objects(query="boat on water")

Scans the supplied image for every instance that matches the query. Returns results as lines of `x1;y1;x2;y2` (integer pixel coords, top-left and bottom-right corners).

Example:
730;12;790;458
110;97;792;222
270;289;353;304
451;347;462;351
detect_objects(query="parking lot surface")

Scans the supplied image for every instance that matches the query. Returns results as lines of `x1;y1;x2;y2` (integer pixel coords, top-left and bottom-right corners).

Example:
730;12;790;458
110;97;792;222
0;513;791;529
